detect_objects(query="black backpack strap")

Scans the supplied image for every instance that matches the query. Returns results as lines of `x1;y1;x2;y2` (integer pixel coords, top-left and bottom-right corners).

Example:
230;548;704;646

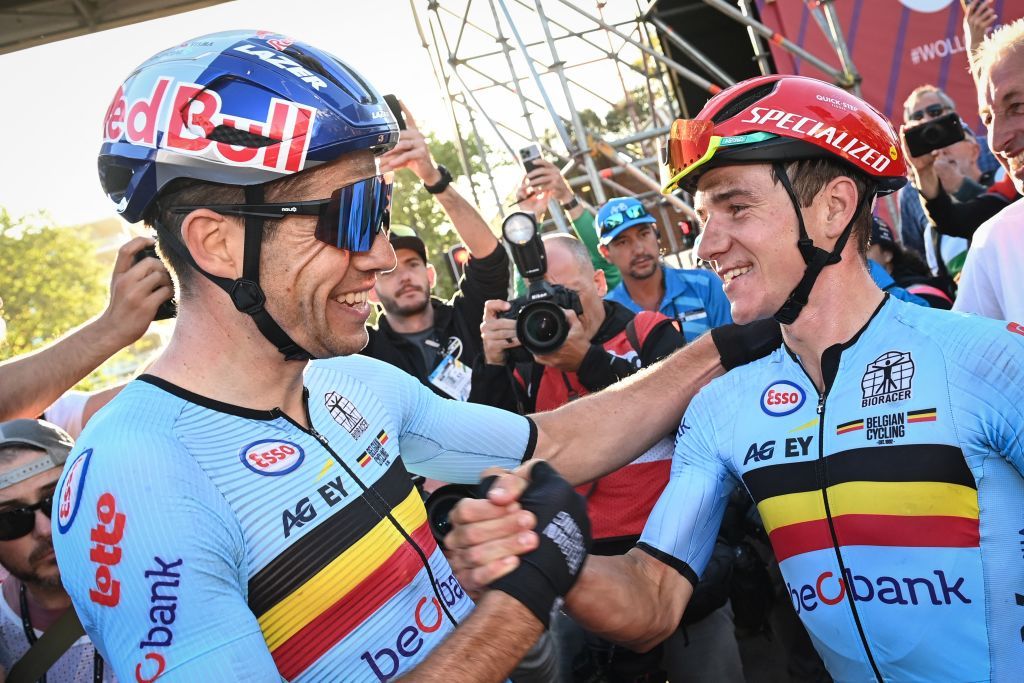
624;317;642;353
8;608;86;683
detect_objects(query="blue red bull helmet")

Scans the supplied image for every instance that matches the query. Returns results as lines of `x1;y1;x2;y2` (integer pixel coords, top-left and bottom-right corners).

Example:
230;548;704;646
98;30;399;224
596;197;658;246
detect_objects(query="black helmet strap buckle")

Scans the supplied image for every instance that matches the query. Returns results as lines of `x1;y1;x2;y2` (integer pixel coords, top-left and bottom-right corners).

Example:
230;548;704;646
772;162;865;326
159;185;314;362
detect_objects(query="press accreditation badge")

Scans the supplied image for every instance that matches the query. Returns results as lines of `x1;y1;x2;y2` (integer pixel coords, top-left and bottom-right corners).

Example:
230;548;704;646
430;353;472;401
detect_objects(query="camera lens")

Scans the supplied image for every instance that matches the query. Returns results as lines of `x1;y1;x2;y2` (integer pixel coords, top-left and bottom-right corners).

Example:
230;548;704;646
518;301;570;354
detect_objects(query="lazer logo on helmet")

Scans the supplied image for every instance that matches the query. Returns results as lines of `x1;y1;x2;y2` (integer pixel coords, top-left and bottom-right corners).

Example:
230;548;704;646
788;568;970;614
740;107;894;173
360;574;467;681
103;77;314;174
234;43;328;90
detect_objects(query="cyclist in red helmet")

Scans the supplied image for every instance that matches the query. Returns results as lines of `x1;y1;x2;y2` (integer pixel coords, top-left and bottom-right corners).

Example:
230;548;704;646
448;75;1024;682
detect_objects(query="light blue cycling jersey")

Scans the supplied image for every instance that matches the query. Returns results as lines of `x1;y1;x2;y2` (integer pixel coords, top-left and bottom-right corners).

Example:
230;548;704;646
51;355;533;682
640;297;1024;682
605;265;732;341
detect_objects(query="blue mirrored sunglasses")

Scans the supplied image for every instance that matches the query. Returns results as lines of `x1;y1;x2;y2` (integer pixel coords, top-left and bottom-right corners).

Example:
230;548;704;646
172;174;393;252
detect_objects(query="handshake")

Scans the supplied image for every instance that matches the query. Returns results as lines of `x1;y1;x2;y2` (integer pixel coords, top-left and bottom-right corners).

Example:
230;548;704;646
437;461;592;627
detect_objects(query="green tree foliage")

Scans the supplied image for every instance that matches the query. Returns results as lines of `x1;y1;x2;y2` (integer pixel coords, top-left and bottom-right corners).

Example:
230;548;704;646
390;132;493;300
0;210;106;361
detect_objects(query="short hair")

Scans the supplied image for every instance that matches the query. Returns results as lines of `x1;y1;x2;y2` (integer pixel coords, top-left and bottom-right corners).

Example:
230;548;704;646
144;172;305;295
772;159;875;259
973;18;1024;86
542;233;594;275
902;84;955;121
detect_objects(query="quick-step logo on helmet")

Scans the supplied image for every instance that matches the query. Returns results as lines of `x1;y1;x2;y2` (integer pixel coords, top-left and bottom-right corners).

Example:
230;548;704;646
103;77;314;174
741;107;894;173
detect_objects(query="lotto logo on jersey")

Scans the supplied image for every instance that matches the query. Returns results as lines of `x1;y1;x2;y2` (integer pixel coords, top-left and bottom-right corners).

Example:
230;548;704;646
102;77;315;175
89;492;125;608
57;448;93;534
760;381;806;417
239;439;305;476
360;574;467;681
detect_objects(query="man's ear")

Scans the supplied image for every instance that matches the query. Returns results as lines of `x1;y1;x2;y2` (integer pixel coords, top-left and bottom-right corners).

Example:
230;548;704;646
180;209;244;279
426;263;437;289
598;244;610;258
820;175;861;241
594;268;608;297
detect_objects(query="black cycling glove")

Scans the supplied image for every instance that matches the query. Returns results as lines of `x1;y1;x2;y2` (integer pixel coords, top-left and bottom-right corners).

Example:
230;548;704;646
484;462;592;627
710;318;783;371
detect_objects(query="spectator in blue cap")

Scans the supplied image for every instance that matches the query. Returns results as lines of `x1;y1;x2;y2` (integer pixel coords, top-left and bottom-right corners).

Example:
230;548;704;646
597;197;731;341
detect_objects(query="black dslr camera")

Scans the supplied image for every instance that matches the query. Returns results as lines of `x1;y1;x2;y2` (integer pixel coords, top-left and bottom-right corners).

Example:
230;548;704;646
500;213;583;359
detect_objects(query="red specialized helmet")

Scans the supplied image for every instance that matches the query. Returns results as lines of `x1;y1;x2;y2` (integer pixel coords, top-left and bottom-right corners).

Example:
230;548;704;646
663;75;907;195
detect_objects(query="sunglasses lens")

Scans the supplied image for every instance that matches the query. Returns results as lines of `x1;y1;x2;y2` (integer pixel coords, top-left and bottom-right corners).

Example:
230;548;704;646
314;175;394;252
0;510;35;541
668;119;715;175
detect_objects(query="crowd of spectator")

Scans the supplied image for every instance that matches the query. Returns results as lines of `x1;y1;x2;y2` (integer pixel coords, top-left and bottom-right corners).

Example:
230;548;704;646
0;5;1022;682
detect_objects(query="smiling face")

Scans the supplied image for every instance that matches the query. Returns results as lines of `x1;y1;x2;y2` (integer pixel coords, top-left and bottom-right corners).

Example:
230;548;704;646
694;164;808;324
256;150;398;358
603;222;661;281
0;449;62;589
979;48;1024;194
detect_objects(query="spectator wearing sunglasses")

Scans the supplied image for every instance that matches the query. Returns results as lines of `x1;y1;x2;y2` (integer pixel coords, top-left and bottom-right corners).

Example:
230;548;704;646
598;197;732;341
361;102;510;401
898;84;1002;257
0;419;114;681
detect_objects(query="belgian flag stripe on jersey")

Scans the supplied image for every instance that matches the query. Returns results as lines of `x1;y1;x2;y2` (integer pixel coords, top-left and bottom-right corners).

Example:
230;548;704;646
258;489;435;674
248;461;415;616
741;444;979;562
742;444;974;501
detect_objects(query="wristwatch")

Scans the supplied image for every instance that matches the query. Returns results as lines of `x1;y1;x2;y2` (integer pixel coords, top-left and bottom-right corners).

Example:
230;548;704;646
560;195;579;211
423;165;453;194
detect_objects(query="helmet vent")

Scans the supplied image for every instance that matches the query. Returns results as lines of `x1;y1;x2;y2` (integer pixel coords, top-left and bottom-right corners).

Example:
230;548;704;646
207;125;279;148
712;82;778;124
282;45;367;103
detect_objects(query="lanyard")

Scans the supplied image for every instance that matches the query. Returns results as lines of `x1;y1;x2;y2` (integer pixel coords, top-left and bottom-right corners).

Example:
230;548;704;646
19;582;104;683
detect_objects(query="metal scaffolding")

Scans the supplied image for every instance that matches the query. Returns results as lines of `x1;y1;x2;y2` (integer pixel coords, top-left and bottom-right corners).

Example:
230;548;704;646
414;0;868;252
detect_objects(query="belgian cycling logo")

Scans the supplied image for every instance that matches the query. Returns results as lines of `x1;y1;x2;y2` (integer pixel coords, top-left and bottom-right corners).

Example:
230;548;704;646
861;351;914;408
760;380;806;417
57;448;93;534
325;392;369;439
358;430;392;468
239;439;305;476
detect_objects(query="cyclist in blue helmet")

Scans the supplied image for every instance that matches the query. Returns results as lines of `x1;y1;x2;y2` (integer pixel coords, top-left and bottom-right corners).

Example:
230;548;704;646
52;30;580;682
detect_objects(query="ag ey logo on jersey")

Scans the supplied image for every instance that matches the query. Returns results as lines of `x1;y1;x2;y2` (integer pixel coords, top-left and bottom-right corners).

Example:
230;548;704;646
861;351;914;407
239;440;305;476
57;449;93;534
760;381;806;417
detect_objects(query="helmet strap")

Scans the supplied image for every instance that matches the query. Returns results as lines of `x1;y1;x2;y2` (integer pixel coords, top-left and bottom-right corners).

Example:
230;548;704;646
158;185;314;361
772;162;866;325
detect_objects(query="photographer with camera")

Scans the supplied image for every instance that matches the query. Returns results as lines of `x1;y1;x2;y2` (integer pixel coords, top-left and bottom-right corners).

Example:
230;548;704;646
898;86;1014;277
471;216;744;682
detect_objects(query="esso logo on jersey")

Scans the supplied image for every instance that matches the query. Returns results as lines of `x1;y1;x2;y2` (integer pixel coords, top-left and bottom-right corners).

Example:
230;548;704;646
57;449;93;534
239;440;305;476
760;381;806;417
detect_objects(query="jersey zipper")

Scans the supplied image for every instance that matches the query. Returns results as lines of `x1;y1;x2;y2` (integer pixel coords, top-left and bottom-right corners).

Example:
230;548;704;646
277;404;461;629
814;387;884;682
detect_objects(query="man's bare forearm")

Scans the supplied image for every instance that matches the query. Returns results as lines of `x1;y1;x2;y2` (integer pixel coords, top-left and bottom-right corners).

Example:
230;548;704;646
0;317;122;421
564;550;691;652
531;334;722;485
433;185;499;258
400;591;542;682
